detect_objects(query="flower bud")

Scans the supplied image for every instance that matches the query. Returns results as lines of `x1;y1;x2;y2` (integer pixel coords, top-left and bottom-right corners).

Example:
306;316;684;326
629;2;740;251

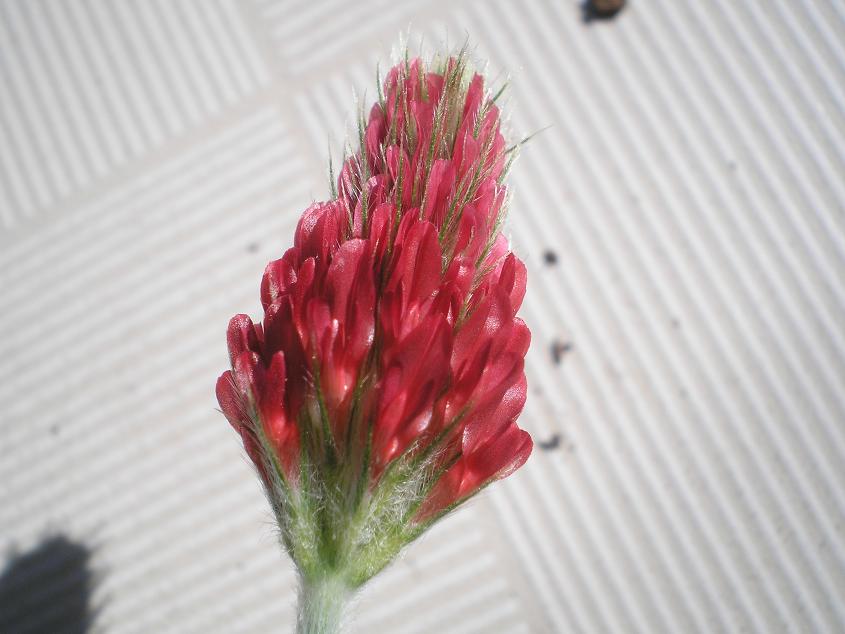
217;48;533;631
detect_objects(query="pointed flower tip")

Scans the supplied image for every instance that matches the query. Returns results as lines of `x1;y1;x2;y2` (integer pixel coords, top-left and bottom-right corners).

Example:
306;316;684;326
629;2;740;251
217;47;531;586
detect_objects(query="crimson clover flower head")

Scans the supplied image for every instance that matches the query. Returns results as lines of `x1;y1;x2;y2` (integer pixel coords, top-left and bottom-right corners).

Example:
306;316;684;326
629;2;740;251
216;48;532;598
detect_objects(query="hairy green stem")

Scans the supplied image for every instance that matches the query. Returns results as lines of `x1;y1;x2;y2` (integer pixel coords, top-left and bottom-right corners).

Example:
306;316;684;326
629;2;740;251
297;575;350;634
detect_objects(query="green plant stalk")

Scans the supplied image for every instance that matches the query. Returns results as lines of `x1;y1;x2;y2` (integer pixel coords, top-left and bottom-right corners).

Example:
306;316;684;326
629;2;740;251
297;574;350;634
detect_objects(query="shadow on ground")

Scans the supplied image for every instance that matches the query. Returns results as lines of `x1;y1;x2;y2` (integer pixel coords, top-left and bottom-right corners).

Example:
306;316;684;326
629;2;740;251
0;535;96;634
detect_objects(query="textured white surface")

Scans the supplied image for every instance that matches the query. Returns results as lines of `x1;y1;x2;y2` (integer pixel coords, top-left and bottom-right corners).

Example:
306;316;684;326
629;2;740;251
1;1;844;633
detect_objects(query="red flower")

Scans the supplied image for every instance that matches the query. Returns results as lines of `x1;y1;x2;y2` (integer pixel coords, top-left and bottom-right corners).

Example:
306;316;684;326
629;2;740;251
217;53;532;549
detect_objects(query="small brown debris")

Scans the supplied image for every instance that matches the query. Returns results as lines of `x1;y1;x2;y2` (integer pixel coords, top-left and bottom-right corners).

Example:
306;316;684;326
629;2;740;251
543;250;558;265
538;434;562;451
583;0;626;21
551;340;573;365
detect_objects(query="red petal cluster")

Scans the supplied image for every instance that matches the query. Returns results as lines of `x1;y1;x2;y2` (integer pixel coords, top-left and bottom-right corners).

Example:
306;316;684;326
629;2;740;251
217;55;532;521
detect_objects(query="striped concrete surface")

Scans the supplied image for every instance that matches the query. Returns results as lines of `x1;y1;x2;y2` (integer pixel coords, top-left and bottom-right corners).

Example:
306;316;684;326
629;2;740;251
1;1;843;633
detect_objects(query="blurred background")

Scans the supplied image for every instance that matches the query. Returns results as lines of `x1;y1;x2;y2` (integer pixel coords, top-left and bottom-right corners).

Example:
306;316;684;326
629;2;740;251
1;1;843;632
